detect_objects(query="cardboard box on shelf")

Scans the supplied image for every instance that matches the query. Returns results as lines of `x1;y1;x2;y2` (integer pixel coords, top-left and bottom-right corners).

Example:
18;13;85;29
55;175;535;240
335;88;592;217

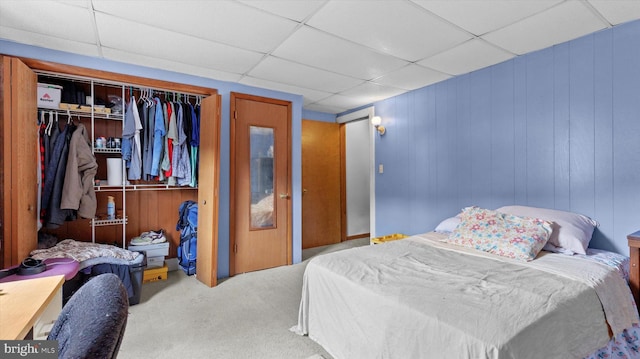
37;83;62;109
143;264;168;284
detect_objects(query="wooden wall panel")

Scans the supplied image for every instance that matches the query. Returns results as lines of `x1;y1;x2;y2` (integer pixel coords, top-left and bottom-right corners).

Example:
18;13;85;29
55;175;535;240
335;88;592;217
490;61;515;208
593;30;614;248
569;36;596;216
611;22;640;250
553;42;571;210
468;71;492;208
454;76;472;211
525;49;555;208
373;21;640;256
410;87;432;234
44;189;196;257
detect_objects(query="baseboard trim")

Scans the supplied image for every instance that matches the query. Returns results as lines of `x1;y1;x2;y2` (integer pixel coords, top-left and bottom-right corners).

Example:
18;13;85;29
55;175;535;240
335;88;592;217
346;233;370;241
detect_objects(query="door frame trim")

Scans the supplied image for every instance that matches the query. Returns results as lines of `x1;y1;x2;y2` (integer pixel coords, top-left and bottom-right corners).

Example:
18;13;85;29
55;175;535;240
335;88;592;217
229;92;292;276
336;106;376;239
14;57;220;286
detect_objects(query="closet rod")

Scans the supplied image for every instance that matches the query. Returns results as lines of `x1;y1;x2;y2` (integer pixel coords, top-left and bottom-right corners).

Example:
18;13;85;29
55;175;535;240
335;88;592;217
131;87;202;104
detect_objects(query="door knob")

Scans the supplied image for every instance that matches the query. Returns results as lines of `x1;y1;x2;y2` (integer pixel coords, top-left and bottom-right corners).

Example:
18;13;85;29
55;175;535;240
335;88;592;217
279;193;290;199
303;189;308;194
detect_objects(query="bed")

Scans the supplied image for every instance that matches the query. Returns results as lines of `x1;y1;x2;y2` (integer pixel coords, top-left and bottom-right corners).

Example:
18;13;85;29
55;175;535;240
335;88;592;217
292;206;640;359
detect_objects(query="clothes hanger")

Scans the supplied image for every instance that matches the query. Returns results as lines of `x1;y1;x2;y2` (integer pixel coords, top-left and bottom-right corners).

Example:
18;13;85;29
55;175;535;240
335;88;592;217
46;111;53;136
147;89;154;106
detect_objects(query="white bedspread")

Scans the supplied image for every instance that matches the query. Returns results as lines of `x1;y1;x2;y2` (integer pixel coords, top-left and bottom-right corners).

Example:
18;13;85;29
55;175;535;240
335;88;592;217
292;232;639;359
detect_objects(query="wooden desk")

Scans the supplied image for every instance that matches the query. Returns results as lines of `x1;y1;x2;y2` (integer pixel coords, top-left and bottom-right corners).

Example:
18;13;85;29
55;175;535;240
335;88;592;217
0;274;64;340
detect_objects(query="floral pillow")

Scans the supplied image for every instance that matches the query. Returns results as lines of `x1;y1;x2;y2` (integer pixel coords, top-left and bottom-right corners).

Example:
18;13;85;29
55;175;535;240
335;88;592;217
447;207;553;261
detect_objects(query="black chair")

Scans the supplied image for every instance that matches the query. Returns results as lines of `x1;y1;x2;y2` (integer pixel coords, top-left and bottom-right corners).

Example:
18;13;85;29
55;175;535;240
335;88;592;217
48;273;129;359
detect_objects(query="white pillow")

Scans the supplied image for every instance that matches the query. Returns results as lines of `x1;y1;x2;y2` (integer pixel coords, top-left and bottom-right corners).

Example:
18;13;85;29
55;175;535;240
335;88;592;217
434;216;461;233
495;205;598;255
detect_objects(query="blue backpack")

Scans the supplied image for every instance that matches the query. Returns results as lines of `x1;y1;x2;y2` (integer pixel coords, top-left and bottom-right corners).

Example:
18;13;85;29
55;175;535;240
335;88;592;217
176;200;197;275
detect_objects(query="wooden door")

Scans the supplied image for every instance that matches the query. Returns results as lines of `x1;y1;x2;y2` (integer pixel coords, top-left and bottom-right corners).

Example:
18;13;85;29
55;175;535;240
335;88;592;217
230;93;291;274
196;94;221;287
301;120;342;249
1;56;38;267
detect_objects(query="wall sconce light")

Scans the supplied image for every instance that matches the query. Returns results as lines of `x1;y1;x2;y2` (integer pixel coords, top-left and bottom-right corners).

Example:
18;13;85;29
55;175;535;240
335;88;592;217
371;116;385;135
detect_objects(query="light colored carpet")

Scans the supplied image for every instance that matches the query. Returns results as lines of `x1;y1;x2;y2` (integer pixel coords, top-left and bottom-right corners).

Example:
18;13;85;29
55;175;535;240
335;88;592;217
118;238;369;359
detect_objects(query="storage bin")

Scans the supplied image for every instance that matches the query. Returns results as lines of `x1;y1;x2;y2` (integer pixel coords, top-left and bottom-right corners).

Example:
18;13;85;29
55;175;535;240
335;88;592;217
128;241;169;258
37;83;62;109
129;257;145;305
143;264;168;284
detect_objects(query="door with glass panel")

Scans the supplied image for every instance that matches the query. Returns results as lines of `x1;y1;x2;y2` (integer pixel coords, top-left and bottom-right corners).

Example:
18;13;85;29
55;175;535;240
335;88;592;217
230;93;291;274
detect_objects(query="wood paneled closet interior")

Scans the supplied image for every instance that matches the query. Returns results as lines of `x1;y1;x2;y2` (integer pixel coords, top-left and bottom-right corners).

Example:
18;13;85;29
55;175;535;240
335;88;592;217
1;56;221;287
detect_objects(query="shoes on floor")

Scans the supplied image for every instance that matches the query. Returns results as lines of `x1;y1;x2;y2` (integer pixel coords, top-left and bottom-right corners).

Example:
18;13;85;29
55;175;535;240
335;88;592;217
130;229;167;245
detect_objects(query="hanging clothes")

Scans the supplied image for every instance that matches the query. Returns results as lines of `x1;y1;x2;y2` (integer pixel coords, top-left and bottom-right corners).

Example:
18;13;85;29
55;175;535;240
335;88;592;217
172;102;191;186
160;101;171;181
124;96;143;180
143;100;156;180
188;103;199;188
38;118;47;223
43;122;77;228
44;112;60;171
137;100;147;180
38;116;47;229
165;101;178;186
60;122;98;219
150;97;166;177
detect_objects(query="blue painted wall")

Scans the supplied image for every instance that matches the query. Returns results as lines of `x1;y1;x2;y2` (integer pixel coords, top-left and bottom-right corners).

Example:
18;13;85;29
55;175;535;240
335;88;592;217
302;109;336;123
371;20;640;256
0;39;306;277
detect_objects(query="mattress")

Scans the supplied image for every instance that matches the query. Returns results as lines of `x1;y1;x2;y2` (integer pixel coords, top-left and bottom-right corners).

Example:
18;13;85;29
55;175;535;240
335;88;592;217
292;232;639;359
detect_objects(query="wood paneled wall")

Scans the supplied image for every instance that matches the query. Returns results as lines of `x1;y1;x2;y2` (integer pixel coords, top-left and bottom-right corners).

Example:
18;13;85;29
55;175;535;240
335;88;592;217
373;20;640;256
45;190;197;258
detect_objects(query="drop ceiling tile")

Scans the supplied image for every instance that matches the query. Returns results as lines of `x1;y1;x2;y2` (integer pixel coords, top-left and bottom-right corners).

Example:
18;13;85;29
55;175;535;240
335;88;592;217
304;102;350;114
92;0;297;53
95;13;264;75
0;0;95;43
53;0;89;8
373;64;451;91
0;26;100;57
237;0;327;22
248;56;364;93
312;93;372;111
482;1;609;55
273;26;408;80
589;0;640;25
338;82;406;104
101;47;243;83
412;0;562;35
418;39;515;76
239;76;331;104
307;0;472;62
